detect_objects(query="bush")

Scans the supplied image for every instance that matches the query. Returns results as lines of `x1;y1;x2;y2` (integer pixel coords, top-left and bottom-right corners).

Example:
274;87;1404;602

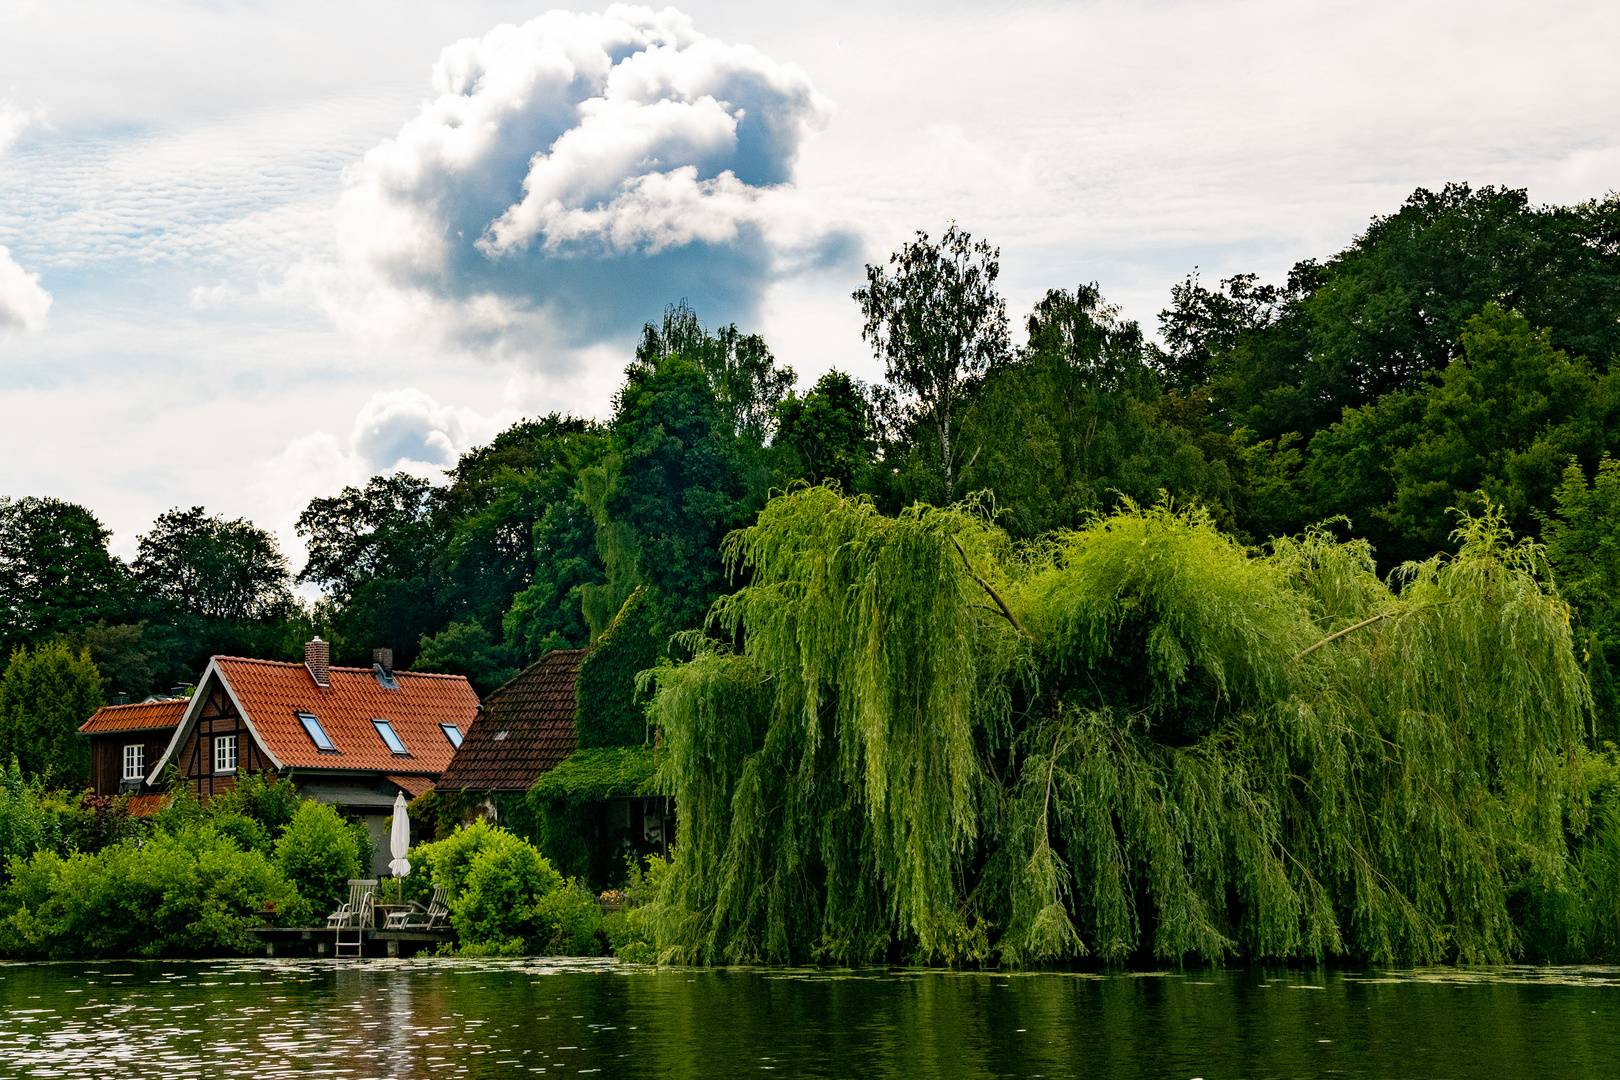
274;801;360;915
212;812;270;855
0;763;45;872
532;881;603;955
210;771;300;837
0;825;309;958
410;818;504;902
450;831;563;949
603;852;670;964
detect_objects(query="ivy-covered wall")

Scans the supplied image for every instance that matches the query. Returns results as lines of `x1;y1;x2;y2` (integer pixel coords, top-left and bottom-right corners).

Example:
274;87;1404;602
573;586;659;748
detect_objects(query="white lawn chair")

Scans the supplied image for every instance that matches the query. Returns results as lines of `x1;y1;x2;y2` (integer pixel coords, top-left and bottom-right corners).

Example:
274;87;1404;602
385;884;450;930
327;878;377;955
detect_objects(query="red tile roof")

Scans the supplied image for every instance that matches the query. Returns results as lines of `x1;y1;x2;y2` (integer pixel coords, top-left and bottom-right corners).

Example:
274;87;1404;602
208;657;476;775
126;794;169;817
79;699;187;734
435;649;587;793
388;774;435;799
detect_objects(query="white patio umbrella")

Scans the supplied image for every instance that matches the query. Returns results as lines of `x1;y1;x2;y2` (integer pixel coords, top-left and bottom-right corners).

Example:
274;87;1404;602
388;792;412;877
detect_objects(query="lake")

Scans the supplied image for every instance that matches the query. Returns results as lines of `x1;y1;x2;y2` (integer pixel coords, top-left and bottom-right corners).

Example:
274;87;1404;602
0;958;1615;1078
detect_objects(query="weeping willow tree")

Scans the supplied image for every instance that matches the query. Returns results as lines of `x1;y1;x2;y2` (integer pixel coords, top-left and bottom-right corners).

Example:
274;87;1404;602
643;486;1589;965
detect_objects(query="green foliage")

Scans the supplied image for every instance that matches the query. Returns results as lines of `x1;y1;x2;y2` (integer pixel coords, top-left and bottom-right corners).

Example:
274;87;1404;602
0;497;130;652
273;801;360;916
530;881;604;955
603;852;672;963
413;621;518;696
607;350;753;632
574;588;658;749
0;640;102;784
208;770;300;837
774;371;873;494
210;812;270;855
0;764;46;870
959;284;1239;539
411;818;505;901
528;747;658;888
855;223;1010;502
1543;456;1620;742
0;824;309;958
135;506;292;622
407;788;484;843
639;301;795;445
531;747;656;804
646;488;1589;966
450;830;563;948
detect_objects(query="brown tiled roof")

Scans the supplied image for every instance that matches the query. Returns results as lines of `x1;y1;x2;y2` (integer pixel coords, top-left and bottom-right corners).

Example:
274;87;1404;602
387;774;435;799
436;648;587;793
209;657;476;775
79;699;186;734
126;794;169;817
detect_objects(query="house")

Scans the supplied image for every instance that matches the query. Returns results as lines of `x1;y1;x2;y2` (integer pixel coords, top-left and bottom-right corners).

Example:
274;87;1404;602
140;637;478;874
436;639;668;889
79;698;187;796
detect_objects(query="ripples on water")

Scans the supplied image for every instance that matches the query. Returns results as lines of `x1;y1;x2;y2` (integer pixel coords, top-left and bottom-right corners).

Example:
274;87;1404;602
0;957;1617;1078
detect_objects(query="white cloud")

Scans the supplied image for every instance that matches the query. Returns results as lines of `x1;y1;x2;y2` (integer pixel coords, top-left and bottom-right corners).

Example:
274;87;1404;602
0;100;51;334
0;246;51;333
325;3;848;362
0;99;33;155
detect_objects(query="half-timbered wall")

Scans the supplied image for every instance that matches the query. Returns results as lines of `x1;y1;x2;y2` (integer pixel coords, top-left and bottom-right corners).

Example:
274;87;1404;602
172;680;274;798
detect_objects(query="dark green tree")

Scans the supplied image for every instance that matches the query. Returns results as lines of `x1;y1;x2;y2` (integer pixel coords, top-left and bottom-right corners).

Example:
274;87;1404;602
0;497;130;650
773;370;873;493
297;474;443;667
606;352;749;634
436;416;610;635
135;507;291;622
1543;455;1620;742
962;285;1239;538
638;302;795;446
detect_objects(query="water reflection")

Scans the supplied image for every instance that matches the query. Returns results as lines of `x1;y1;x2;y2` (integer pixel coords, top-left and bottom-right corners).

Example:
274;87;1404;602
0;959;1616;1078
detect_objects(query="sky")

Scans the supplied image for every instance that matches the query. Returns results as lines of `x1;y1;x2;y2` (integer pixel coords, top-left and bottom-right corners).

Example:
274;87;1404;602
1;0;1617;569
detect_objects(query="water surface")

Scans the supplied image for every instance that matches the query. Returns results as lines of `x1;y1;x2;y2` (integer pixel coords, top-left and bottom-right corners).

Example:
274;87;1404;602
0;958;1615;1078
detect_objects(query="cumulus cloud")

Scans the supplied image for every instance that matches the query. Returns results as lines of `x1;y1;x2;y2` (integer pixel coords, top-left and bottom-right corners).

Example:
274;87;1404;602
0;247;51;333
325;4;850;361
0;99;31;154
0;100;51;334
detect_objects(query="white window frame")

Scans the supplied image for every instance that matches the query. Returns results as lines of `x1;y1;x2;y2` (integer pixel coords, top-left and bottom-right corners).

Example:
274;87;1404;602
122;743;144;781
213;734;238;775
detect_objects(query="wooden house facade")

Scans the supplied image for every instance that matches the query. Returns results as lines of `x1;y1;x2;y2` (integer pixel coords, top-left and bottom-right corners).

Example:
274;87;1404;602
79;698;187;796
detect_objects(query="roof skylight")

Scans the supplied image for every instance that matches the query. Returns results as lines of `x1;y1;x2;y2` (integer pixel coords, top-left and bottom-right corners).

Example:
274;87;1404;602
441;724;463;749
297;711;336;752
373;719;409;755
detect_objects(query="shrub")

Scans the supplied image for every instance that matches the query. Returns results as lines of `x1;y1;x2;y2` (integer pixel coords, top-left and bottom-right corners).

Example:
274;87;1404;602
274;801;359;915
603;852;670;963
410;818;503;902
0;763;45;872
532;881;603;955
0;825;309;958
210;771;300;837
211;812;270;855
450;831;563;948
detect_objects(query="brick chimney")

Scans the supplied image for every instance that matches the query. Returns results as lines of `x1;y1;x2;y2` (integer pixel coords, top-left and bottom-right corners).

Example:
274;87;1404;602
373;647;393;676
305;637;331;688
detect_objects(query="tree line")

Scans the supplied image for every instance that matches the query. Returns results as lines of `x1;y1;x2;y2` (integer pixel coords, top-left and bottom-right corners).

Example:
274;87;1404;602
7;181;1620;787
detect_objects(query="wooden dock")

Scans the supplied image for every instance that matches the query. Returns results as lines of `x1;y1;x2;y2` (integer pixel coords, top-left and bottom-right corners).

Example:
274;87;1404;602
245;925;455;958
